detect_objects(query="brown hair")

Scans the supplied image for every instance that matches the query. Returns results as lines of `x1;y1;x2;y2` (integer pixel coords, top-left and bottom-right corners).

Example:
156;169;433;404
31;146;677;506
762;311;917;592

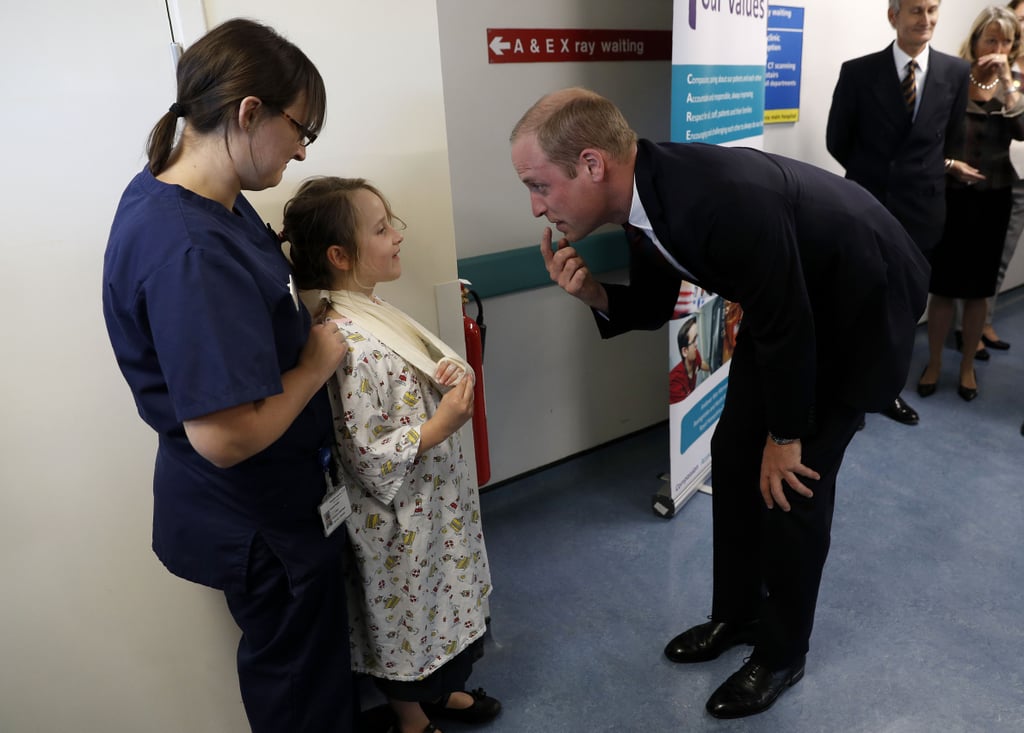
510;87;637;179
147;18;326;175
282;177;401;290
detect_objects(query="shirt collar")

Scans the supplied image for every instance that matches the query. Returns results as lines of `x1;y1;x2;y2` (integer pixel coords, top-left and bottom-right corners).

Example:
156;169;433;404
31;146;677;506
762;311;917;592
893;42;930;75
627;177;698;283
628;181;653;232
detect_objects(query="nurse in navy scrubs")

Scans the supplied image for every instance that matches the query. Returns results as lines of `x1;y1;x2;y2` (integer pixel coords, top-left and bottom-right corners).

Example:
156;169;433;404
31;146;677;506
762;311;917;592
102;19;355;732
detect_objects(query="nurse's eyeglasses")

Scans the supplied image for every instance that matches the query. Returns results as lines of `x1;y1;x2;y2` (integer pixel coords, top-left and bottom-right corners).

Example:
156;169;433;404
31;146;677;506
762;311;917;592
280;110;317;147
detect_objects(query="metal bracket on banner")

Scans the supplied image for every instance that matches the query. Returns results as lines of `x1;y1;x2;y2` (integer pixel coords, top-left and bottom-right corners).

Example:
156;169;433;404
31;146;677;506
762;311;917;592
652;472;709;518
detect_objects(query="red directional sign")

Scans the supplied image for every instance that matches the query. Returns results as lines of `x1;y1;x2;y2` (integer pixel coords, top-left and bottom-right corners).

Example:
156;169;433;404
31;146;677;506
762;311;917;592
486;28;672;64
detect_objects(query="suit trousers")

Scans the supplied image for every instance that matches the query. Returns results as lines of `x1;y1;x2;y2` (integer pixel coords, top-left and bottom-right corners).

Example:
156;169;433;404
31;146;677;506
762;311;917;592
225;534;357;733
709;338;863;668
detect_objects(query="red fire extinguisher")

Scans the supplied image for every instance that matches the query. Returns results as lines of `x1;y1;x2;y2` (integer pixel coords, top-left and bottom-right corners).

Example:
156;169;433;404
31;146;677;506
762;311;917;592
461;280;490;486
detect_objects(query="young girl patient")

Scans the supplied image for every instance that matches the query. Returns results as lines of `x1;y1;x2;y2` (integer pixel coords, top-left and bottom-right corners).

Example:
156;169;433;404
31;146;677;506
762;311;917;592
282;177;499;733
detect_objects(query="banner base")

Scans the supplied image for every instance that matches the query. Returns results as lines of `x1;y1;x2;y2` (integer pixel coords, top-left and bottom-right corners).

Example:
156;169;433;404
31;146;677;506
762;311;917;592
652;473;709;518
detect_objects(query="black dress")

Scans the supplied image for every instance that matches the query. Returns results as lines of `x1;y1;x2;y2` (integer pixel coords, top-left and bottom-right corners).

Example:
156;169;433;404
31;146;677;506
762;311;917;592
931;94;1024;298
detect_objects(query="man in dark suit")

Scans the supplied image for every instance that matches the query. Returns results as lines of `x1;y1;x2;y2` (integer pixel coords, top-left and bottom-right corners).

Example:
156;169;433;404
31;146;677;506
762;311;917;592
510;88;929;719
827;0;974;426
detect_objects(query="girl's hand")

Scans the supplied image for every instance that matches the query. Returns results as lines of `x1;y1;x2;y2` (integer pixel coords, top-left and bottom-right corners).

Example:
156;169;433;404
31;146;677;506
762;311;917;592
435;359;471;387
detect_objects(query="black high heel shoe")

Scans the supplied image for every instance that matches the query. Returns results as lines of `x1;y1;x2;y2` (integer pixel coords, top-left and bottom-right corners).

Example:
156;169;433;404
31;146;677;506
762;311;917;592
957;370;978;402
982;334;1010;350
916;367;937;398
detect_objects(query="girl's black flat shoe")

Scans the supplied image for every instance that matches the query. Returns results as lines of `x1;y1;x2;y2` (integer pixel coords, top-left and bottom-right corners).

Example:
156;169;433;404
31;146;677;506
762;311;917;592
421;688;502;724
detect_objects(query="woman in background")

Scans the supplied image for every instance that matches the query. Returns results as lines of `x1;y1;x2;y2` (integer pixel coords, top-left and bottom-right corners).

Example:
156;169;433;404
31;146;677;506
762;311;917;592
283;177;500;733
980;0;1024;354
982;0;1024;354
102;20;355;732
918;5;1024;401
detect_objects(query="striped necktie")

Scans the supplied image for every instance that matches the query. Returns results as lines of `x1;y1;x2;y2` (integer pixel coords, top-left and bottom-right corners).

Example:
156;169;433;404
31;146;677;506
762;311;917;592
624;223;661;264
901;60;918;117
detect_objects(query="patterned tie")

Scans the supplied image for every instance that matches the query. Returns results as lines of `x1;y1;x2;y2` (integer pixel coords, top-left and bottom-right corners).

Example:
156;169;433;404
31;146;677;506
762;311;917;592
623;222;699;284
623;223;660;263
901;60;918;117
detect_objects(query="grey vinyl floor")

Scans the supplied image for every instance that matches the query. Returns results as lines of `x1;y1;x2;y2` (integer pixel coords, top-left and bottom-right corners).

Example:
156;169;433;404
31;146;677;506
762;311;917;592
369;286;1024;733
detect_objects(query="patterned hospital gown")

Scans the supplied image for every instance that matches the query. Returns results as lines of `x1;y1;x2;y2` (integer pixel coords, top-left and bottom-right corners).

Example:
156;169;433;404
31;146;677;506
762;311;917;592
327;319;492;682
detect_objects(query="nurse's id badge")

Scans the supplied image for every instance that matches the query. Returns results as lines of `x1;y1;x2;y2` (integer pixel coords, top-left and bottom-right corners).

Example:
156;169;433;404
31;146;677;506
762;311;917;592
317;446;351;537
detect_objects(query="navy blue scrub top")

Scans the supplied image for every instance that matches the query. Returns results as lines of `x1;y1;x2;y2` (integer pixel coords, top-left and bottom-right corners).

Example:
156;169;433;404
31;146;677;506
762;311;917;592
103;169;343;592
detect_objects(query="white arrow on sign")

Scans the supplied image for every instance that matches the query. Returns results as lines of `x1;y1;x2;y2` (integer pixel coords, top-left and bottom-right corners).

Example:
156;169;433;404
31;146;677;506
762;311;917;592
489;36;511;55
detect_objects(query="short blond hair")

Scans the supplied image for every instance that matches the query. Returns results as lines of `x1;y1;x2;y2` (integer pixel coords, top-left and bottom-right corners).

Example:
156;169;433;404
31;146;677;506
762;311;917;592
510;87;637;179
960;5;1021;63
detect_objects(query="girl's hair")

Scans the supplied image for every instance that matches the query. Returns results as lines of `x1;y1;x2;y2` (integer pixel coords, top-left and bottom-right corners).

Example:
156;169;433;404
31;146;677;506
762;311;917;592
282;176;400;290
147;18;326;175
960;5;1022;63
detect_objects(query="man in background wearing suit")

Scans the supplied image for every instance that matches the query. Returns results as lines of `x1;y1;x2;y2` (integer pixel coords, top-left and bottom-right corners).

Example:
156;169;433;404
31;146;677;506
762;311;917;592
827;0;974;426
510;88;929;719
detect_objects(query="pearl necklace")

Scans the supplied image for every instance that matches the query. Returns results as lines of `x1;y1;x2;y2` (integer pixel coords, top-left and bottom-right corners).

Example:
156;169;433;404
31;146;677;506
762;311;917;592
969;72;1000;91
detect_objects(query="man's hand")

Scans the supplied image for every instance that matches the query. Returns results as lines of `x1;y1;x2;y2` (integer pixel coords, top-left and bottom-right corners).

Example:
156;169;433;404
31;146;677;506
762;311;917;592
539;227;608;312
950;160;985;186
759;438;820;511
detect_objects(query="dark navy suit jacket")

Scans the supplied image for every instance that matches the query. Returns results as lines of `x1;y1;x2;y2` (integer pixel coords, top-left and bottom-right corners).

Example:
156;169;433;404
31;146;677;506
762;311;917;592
826;43;969;251
596;141;930;438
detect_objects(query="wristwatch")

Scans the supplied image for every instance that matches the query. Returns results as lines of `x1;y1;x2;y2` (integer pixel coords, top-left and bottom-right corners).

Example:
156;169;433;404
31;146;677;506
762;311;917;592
768;431;798;446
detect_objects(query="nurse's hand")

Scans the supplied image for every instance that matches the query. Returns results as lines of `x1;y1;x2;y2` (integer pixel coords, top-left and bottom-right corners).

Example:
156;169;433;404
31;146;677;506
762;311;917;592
183;321;347;469
304;319;349;383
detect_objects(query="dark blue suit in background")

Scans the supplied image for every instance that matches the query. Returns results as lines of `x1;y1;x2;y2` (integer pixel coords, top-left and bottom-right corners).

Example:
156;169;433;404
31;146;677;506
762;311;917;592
827;42;969;253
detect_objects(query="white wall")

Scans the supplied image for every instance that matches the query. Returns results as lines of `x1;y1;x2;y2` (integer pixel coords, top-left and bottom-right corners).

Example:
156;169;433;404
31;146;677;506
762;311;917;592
0;1;458;731
436;0;675;484
0;1;1016;730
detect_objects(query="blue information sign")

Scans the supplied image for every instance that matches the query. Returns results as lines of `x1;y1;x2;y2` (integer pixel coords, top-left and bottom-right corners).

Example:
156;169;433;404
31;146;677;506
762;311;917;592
765;5;804;124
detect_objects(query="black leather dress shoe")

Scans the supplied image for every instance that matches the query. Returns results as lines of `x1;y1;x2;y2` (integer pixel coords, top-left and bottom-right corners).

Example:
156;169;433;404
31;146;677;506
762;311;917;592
982;334;1010;350
881;396;918;425
664;619;758;663
706;656;806;719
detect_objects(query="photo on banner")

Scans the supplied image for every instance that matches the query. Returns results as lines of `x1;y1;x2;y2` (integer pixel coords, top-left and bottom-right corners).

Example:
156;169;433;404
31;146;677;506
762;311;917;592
666;289;743;509
661;0;766;515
